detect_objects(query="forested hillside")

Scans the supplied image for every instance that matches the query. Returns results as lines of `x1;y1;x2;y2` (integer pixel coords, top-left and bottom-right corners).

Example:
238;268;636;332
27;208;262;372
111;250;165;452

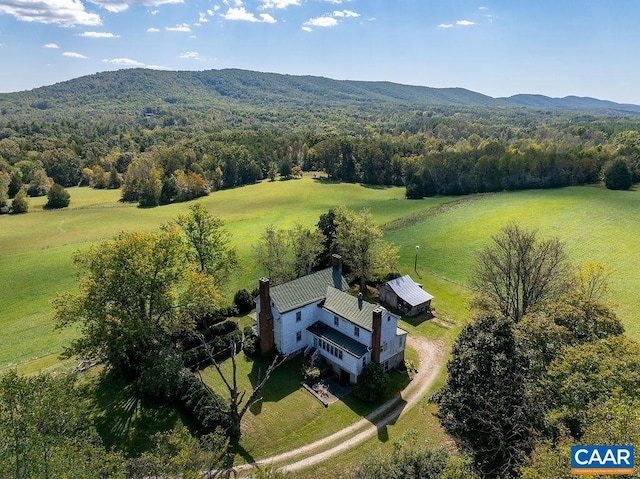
1;68;640;213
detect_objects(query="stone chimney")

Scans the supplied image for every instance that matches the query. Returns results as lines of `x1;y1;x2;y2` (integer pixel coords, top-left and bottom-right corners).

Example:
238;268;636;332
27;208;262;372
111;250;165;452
332;254;342;274
258;278;275;355
371;307;383;364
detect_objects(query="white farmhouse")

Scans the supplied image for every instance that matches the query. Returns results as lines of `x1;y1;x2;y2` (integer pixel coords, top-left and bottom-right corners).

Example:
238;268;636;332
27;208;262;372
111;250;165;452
256;255;407;384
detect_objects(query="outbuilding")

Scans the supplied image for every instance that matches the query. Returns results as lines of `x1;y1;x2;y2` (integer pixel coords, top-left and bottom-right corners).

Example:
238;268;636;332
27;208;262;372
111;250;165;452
379;275;433;316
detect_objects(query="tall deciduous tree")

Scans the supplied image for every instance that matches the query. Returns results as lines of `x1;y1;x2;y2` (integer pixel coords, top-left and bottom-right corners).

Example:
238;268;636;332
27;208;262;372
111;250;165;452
0;370;127;479
54;227;220;376
175;203;238;287
333;205;399;291
253;225;294;285
432;314;537;479
253;224;323;284
198;333;285;439
471;223;568;322
289;223;323;277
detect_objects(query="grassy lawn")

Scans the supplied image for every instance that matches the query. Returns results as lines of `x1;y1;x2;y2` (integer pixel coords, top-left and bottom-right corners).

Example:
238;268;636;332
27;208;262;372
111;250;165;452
200;347;413;463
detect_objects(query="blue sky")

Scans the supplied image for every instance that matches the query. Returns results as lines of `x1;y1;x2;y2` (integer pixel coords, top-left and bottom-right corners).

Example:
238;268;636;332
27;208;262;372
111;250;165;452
0;0;639;104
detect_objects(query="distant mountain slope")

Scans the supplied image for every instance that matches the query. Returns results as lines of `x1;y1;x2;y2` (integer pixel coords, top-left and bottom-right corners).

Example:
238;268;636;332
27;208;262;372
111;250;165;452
0;68;638;123
501;94;640;115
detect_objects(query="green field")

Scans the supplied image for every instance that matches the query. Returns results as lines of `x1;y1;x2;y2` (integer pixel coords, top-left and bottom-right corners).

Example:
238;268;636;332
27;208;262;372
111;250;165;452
1;180;640;369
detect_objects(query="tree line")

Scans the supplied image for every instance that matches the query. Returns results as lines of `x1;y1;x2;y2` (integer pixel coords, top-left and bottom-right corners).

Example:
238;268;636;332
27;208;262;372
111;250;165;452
1;116;639;212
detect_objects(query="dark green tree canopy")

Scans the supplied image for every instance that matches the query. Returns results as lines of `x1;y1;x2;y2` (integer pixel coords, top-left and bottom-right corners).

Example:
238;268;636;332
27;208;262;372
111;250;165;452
46;183;71;209
603;157;633;190
433;314;536;478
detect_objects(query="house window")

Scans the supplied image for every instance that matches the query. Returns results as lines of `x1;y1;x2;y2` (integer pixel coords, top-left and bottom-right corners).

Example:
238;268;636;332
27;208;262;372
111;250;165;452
384;360;389;371
314;337;318;347
362;356;366;367
354;326;360;337
296;331;302;342
296;311;301;322
382;342;388;352
398;337;403;348
334;316;339;327
338;350;343;360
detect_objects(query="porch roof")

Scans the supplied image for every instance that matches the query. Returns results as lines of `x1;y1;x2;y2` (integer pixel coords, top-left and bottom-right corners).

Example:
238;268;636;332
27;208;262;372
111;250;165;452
308;322;369;358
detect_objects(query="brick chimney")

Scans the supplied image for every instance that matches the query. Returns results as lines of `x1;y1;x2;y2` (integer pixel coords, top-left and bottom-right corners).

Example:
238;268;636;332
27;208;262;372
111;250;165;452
332;253;342;274
258;278;275;355
371;307;383;364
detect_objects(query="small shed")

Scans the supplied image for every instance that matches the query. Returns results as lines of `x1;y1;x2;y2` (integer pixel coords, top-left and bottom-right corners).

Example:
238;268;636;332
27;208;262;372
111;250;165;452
379;275;433;316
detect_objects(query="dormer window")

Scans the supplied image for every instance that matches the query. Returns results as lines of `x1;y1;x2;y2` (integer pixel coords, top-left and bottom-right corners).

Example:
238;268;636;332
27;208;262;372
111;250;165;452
354;326;360;337
296;311;301;322
334;316;339;327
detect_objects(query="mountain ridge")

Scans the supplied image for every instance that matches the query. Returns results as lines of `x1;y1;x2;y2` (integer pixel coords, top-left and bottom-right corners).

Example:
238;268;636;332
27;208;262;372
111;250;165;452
1;68;639;122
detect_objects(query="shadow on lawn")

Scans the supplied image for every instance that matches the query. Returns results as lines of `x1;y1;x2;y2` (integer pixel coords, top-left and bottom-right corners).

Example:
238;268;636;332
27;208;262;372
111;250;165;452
247;355;305;415
89;370;189;457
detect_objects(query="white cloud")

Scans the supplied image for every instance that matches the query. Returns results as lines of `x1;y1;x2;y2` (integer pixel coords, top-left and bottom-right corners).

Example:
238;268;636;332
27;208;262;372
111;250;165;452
260;13;276;23
304;15;338;27
222;7;276;22
87;0;183;14
479;6;488;10
438;23;454;28
150;9;159;14
207;9;214;15
198;12;209;22
333;10;358;18
301;26;311;32
63;51;87;58
166;23;191;31
222;7;258;21
103;57;145;66
0;0;101;26
223;0;242;5
457;20;476;26
325;0;348;3
102;58;170;70
79;31;120;38
261;0;299;8
179;51;200;59
43;43;59;48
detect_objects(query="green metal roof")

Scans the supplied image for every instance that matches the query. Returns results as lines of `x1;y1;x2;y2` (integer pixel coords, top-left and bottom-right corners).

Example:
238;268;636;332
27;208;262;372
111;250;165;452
308;322;369;358
270;267;349;313
322;286;380;331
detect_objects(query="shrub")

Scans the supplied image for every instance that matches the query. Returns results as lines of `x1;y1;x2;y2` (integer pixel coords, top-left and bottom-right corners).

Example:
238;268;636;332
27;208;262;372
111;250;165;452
11;189;29;214
46;183;71;209
234;289;254;314
353;362;388;402
242;326;259;358
177;372;230;433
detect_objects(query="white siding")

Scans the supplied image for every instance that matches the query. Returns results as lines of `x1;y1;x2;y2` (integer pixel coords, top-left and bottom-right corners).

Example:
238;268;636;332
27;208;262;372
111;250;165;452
380;312;403;364
275;301;320;355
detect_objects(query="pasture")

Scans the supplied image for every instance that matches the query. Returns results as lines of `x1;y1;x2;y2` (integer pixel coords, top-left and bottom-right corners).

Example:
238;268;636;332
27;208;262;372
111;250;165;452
1;180;640;369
